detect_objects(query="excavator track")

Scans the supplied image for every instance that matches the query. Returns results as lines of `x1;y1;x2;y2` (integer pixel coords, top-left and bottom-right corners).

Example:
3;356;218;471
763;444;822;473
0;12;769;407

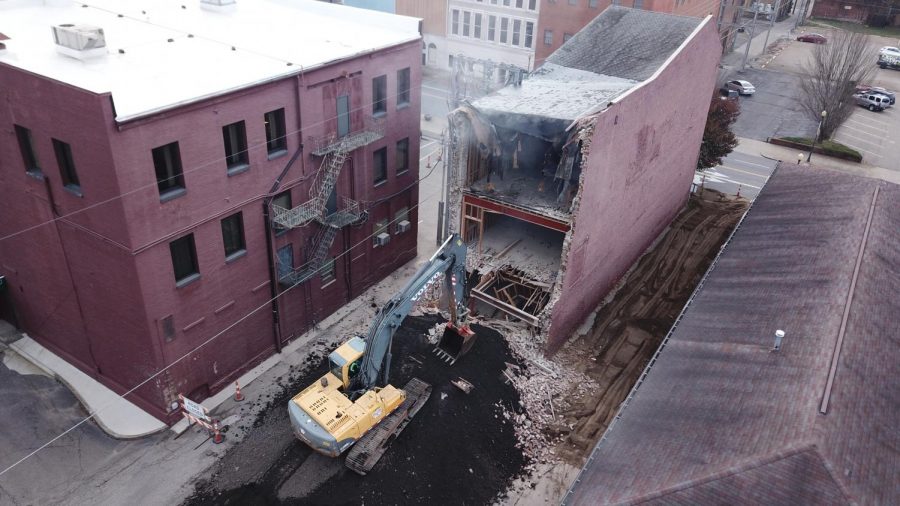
345;378;432;475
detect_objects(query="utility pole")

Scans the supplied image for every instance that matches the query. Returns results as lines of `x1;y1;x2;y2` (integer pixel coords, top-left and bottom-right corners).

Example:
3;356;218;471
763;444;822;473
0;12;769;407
740;7;760;72
761;0;781;56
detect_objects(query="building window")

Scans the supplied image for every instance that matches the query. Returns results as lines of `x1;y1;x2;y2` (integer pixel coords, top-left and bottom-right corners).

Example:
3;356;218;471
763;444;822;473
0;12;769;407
525;22;534;48
264;108;287;156
474;13;482;39
321;257;335;284
564;33;574;42
373;147;387;185
516;0;523;7
569;0;577;5
500;18;509;43
590;0;598;6
394;207;409;234
222;121;249;174
633;0;643;8
544;29;553;45
15;125;42;176
503;0;510;6
396;138;409;175
52;139;80;194
373;218;389;246
512;19;522;46
170;234;199;286
397;68;411;107
529;0;537;9
373;75;387;116
152;142;186;200
272;191;291;236
488;15;497;41
463;11;471;37
276;244;293;281
221;212;246;261
452;9;459;35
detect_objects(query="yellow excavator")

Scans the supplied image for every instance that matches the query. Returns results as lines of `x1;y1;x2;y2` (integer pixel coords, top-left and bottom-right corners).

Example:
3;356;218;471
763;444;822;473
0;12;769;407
287;234;476;474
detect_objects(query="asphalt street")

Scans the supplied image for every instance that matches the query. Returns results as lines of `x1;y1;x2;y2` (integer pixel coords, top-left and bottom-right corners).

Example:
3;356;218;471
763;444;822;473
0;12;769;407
694;150;777;200
729;68;818;141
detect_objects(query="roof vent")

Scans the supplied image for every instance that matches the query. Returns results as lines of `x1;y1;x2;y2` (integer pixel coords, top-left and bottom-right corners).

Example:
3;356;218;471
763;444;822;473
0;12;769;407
200;0;237;12
772;329;785;351
52;24;107;60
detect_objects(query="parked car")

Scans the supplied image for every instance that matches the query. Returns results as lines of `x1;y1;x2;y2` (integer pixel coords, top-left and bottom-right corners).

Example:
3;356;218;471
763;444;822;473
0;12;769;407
854;85;895;105
719;87;739;100
878;54;900;71
853;92;891;111
879;46;900;57
797;33;827;44
725;79;756;95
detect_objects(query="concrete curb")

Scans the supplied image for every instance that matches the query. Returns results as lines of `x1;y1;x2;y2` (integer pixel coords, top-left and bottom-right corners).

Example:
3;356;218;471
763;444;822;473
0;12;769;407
10;335;168;439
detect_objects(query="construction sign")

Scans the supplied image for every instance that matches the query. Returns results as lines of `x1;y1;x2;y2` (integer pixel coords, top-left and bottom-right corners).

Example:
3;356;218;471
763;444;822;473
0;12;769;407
179;394;211;422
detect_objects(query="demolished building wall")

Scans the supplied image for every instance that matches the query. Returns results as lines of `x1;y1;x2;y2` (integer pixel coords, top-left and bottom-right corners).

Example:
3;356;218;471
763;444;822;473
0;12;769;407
545;17;722;352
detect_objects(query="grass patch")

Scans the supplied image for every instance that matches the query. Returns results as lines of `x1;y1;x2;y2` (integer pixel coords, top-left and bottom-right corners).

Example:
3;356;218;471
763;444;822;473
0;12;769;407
773;136;863;162
808;18;900;38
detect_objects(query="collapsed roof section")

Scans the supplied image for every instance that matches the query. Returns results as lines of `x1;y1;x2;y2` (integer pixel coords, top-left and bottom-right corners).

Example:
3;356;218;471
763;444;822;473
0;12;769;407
448;7;706;331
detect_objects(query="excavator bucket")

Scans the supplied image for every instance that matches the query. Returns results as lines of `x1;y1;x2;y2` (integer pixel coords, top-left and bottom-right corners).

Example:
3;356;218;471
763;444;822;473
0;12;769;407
433;324;477;365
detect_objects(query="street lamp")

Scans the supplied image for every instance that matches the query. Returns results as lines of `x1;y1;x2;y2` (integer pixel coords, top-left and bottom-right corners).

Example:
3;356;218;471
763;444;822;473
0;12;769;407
807;110;827;163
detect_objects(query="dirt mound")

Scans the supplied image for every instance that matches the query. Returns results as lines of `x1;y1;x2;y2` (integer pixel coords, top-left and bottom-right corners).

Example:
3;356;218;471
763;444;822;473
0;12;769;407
184;314;526;505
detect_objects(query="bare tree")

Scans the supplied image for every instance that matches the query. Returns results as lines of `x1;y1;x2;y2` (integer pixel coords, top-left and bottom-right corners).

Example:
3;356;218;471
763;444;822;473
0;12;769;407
799;30;878;140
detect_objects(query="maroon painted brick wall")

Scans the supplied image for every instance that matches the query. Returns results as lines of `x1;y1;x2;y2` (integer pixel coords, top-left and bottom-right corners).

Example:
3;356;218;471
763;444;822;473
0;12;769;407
546;19;720;352
0;39;422;421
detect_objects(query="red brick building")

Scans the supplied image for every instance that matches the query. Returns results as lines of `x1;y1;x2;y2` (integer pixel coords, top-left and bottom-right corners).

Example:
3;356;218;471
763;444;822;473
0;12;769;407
0;0;422;422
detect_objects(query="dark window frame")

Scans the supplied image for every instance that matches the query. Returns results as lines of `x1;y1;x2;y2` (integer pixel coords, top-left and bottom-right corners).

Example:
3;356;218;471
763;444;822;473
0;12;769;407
373;147;388;185
15;125;42;176
373;75;388;116
52;138;81;195
221;212;246;261
396;138;409;175
264;108;287;157
272;191;292;236
320;257;336;285
170;234;200;287
152;142;186;201
397;68;411;107
222;120;249;174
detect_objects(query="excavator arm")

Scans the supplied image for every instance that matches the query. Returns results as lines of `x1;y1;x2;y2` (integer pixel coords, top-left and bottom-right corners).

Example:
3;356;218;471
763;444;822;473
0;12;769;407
354;233;473;392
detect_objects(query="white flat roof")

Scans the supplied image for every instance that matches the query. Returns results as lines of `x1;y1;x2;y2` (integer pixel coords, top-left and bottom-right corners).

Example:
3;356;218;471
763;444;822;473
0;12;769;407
0;0;421;121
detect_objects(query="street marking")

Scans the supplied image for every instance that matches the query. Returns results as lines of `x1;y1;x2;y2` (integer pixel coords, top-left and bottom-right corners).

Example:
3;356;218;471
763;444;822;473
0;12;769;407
719;165;770;179
723;155;773;169
834;131;883;147
841;120;884;135
847;116;890;127
422;84;449;94
835;140;880;157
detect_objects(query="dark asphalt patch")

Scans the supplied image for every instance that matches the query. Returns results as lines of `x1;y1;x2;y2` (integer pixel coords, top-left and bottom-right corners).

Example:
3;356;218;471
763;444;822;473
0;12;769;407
185;314;527;505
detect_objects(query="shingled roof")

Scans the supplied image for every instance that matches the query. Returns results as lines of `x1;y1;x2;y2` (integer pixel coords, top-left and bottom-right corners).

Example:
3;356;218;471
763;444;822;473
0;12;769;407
564;165;900;505
547;6;703;82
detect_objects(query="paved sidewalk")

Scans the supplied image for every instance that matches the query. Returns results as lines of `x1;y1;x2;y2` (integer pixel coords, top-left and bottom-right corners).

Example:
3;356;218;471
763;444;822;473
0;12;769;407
10;336;167;438
722;11;800;73
735;137;900;185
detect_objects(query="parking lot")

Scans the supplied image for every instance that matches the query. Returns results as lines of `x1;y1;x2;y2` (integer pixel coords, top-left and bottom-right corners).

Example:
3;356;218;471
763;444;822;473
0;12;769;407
762;27;900;172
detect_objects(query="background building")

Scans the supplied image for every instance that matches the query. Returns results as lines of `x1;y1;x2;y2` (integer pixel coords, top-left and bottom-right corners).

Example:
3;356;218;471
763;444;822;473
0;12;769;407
446;7;721;352
0;0;422;422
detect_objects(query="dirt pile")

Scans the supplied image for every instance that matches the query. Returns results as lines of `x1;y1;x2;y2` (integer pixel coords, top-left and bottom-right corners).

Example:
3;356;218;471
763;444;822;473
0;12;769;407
185;314;527;505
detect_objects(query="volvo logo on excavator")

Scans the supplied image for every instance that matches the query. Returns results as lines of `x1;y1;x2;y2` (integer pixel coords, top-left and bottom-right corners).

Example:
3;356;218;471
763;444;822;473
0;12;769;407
410;271;443;302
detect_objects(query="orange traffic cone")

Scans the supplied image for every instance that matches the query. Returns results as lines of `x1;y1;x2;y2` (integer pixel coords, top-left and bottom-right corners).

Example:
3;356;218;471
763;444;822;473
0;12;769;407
234;381;244;402
213;420;224;444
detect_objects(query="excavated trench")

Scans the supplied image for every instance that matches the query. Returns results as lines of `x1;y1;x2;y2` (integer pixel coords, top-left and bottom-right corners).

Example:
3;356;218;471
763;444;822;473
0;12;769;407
184;315;526;505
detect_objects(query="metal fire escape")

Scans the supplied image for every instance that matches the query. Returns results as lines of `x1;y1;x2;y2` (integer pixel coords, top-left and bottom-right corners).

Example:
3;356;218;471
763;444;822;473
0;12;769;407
272;118;384;286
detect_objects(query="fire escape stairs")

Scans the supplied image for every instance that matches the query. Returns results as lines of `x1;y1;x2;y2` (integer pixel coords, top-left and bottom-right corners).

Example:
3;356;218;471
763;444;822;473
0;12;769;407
274;120;383;287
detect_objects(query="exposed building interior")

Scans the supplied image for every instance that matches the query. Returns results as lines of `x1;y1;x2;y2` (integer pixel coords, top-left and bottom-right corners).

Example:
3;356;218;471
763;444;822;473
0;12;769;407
451;62;636;329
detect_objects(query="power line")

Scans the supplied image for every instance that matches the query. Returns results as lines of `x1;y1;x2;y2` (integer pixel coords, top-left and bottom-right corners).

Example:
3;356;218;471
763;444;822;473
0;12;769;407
0;142;445;478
